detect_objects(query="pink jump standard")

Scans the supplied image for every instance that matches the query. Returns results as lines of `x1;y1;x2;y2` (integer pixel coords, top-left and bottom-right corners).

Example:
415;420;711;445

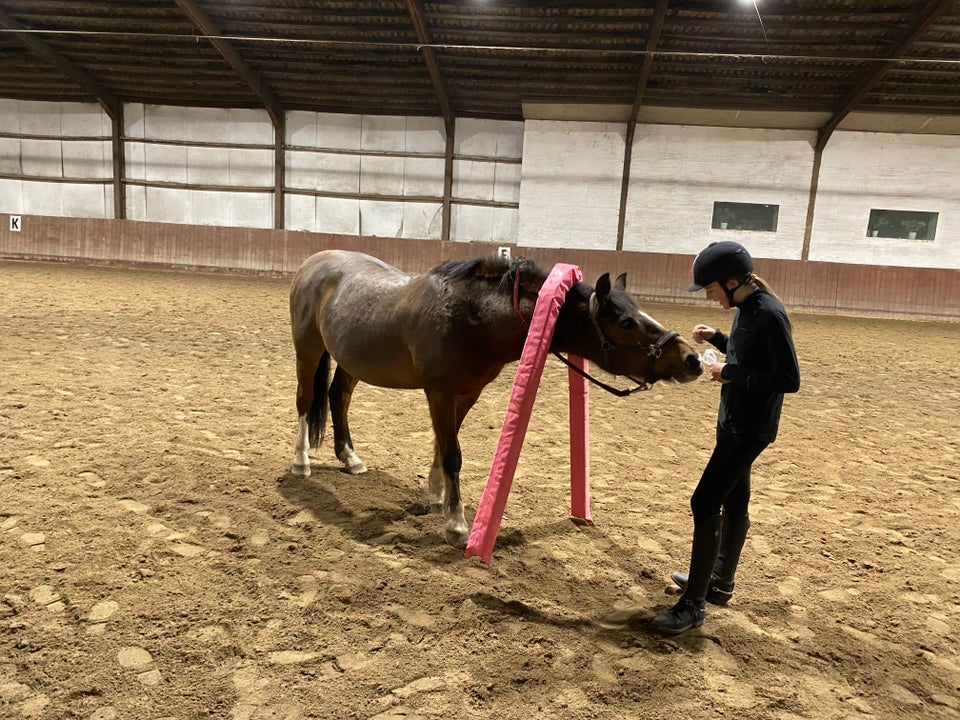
465;264;592;566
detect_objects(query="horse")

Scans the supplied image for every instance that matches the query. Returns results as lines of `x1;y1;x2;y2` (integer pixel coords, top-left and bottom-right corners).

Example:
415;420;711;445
288;249;703;547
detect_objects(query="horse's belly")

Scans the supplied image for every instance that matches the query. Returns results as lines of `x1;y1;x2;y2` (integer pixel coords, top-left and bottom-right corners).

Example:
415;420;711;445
326;336;424;390
338;359;424;389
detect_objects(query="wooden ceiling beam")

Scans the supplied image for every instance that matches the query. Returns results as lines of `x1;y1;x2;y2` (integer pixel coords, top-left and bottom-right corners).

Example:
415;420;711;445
406;0;454;135
816;0;956;150
0;5;119;117
628;0;669;125
617;0;669;251
173;0;283;126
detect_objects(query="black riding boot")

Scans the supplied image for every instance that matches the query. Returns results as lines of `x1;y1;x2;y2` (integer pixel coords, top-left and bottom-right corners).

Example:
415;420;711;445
652;514;723;635
672;514;750;605
713;513;750;596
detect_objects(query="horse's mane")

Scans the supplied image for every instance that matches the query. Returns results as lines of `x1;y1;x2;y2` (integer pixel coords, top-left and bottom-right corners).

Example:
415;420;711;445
430;256;549;294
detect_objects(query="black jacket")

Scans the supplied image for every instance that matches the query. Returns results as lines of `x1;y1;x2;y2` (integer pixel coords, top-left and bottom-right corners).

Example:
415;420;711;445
710;290;801;442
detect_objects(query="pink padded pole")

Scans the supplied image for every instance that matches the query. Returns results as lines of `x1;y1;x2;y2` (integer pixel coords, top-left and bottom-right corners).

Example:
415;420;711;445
567;354;591;523
464;263;587;565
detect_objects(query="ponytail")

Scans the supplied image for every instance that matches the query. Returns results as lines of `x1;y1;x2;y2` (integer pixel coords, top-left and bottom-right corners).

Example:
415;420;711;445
746;273;784;305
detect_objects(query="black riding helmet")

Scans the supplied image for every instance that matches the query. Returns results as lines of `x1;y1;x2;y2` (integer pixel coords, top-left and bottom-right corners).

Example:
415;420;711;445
686;241;754;292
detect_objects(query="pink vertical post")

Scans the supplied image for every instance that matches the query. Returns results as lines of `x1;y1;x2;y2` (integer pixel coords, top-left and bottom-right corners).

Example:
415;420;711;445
464;264;583;565
567;355;592;523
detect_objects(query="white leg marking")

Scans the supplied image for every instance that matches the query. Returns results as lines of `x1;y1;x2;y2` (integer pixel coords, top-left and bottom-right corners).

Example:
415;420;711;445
291;415;311;476
337;446;367;475
427;462;445;507
444;503;469;548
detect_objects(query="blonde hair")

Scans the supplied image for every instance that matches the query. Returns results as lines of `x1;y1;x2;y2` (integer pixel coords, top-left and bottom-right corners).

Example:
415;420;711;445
744;272;784;305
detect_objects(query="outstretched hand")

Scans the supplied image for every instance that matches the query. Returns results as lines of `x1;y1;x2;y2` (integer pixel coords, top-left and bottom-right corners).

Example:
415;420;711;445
693;324;727;382
691;324;716;344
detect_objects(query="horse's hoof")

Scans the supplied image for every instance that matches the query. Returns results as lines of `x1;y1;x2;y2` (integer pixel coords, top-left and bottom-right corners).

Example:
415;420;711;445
444;528;469;549
291;464;311;477
338;449;367;475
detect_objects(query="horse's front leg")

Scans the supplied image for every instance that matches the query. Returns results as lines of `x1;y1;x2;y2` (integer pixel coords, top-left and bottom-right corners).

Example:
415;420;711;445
427;439;445;509
426;389;483;547
427;387;482;509
426;390;468;547
329;365;366;474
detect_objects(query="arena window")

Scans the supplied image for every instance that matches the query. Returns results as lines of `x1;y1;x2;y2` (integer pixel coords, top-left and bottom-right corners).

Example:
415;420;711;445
867;209;938;241
712;201;779;232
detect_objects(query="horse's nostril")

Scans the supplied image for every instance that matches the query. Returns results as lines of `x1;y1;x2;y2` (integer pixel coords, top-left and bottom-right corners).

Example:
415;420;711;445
686;354;701;369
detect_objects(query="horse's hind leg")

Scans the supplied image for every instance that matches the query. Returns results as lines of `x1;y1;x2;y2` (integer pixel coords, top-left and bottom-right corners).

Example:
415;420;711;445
329;365;367;474
291;352;322;476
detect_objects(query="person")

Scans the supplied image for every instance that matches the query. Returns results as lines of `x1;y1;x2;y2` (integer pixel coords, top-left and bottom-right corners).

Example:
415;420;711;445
652;241;801;635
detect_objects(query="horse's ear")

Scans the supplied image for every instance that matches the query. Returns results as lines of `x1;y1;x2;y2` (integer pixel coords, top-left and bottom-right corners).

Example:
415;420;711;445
615;273;627;291
595;273;612;303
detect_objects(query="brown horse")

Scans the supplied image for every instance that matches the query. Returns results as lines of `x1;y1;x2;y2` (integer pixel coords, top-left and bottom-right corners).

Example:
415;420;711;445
289;249;702;547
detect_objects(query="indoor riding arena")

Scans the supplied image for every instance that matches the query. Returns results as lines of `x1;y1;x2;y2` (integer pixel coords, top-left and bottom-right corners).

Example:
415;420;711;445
1;4;958;720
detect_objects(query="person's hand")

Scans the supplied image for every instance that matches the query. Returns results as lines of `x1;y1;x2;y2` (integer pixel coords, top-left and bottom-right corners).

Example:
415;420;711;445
692;324;716;344
707;362;728;383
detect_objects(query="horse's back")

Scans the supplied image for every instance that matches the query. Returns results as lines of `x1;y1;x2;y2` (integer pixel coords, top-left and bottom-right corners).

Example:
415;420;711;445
292;249;406;289
291;250;410;320
290;250;434;388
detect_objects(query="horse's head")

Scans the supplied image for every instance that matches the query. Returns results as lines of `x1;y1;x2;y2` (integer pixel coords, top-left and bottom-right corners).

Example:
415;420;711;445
558;272;702;386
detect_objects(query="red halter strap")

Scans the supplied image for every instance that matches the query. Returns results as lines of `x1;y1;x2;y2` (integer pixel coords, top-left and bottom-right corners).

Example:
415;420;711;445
513;267;528;327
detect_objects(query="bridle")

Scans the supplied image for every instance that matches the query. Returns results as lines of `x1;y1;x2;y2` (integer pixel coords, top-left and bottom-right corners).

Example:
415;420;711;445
551;293;678;396
512;271;679;396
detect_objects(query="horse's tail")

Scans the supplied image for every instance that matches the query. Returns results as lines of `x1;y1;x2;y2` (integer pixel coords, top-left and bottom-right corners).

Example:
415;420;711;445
308;352;330;449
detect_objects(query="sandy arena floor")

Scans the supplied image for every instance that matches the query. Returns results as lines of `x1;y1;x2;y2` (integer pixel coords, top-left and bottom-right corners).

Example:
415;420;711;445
1;259;958;720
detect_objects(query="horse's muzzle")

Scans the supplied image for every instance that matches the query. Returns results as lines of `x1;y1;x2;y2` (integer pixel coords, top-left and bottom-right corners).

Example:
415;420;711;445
685;352;704;377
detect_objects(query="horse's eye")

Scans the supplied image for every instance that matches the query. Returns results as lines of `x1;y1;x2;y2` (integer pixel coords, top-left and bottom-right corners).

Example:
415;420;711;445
619;317;638;330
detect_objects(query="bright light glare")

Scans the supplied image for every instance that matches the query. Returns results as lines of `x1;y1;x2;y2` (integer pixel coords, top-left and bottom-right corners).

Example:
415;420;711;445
741;0;768;45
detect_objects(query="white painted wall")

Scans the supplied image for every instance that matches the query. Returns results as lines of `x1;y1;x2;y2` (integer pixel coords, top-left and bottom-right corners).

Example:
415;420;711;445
1;98;958;270
125;104;274;228
0;99;113;218
517;120;624;249
811;131;960;269
286;111;446;238
287;111;361;234
451;117;523;243
625;125;815;259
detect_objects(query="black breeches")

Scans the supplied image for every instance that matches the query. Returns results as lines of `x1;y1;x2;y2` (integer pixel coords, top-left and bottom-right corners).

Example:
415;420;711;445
690;432;770;525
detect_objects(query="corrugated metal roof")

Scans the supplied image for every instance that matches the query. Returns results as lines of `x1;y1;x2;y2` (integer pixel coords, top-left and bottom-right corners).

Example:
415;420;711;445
0;0;957;126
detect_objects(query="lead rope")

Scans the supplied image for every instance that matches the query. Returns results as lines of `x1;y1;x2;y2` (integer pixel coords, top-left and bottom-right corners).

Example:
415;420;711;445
552;351;651;396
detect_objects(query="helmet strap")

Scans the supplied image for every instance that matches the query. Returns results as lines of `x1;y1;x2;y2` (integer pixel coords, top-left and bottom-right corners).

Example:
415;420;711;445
725;275;757;306
723;280;744;305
